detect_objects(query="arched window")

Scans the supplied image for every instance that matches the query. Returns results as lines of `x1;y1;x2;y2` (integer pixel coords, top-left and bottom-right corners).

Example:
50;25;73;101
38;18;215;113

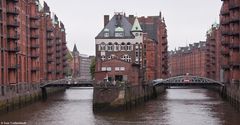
121;42;125;51
121;54;131;62
107;42;113;51
126;42;132;51
114;42;119;51
99;43;106;51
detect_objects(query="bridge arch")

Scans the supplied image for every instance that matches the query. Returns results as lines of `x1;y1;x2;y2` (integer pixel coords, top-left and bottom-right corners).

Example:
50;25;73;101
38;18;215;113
153;75;224;87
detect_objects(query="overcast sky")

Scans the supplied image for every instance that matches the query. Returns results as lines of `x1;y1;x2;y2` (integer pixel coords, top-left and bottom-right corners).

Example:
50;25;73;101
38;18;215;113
42;0;222;55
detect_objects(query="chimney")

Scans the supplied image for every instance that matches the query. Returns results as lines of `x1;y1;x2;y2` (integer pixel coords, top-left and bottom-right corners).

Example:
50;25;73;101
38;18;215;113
104;15;109;26
129;15;134;24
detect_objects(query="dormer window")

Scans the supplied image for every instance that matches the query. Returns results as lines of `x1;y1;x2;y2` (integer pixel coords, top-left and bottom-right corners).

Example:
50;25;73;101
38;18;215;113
115;27;124;37
103;28;109;37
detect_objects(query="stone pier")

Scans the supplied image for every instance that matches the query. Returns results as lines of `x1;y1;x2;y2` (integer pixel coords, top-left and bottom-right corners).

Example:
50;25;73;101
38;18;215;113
93;83;165;112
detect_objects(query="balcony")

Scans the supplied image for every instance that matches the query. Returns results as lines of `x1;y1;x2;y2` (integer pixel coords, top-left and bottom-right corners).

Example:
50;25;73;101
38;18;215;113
232;80;240;84
8;64;19;70
47;57;53;63
30;22;39;29
63;62;68;67
47;27;54;32
221;40;230;46
47;42;53;48
56;49;61;52
229;3;240;10
6;8;19;15
29;15;40;20
31;44;40;49
31;53;39;59
56;54;61;58
56;61;61;65
47;35;54;40
6;0;19;3
62;40;67;44
8;46;20;52
221;18;230;25
56;35;61;39
31;67;39;72
7;21;20;27
56;42;61;46
47;51;53;55
230;40;240;49
220;9;229;16
221;30;229;36
30;34;39;39
221;48;230;56
229;15;240;23
7;34;20;40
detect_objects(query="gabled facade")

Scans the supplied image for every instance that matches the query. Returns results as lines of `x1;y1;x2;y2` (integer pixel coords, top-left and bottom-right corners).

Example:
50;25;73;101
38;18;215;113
95;12;168;85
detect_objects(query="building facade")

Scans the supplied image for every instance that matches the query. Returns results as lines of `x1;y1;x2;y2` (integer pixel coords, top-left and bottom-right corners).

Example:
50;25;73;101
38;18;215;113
169;42;208;77
220;0;240;86
79;54;93;80
206;23;222;81
0;0;68;88
95;12;168;85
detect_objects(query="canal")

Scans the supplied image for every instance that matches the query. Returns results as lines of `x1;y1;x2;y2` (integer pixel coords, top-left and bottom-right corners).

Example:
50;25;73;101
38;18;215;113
0;88;239;125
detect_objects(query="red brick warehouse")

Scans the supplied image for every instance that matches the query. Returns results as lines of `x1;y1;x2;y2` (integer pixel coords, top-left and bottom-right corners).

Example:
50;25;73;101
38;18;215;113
0;0;68;89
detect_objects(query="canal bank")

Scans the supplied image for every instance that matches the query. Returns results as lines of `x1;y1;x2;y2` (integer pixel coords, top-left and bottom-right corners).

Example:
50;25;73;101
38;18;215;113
0;83;65;114
93;83;165;111
224;85;240;111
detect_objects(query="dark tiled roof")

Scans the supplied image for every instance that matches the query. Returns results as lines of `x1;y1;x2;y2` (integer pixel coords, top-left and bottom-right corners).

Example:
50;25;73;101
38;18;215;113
96;14;134;39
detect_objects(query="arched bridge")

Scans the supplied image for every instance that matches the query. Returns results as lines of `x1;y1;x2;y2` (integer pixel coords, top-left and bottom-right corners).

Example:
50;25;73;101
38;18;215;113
40;78;93;99
152;75;224;87
40;78;93;88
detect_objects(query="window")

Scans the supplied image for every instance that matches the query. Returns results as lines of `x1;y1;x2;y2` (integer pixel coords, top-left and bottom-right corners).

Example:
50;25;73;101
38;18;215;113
115;67;120;71
120;67;125;71
121;43;125;51
121;54;131;62
107;67;112;71
115;32;124;37
108;54;116;60
103;28;109;37
101;55;106;60
104;32;109;37
126;43;132;51
101;67;106;71
107;43;113;51
99;43;106;51
114;43;119;51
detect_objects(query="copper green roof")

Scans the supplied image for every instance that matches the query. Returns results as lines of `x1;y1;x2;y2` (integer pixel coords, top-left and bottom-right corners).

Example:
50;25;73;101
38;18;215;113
131;18;142;32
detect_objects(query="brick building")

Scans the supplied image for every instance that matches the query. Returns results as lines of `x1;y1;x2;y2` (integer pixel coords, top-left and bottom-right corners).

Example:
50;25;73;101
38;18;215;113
95;12;168;85
70;44;80;78
169;41;207;77
0;0;68;88
220;0;240;85
206;23;221;81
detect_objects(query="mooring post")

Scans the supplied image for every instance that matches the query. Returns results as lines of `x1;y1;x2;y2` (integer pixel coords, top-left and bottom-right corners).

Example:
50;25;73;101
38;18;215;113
41;87;47;100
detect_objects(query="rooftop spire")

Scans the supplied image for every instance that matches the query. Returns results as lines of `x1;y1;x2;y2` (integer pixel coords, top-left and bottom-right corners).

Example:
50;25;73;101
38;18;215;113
73;44;79;53
131;18;142;32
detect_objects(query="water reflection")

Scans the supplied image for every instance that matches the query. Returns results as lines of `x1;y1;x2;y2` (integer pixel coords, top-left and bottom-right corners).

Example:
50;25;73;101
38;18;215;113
0;88;239;125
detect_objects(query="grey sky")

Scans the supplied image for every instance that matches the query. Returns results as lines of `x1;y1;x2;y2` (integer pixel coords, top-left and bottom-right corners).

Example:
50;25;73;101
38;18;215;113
43;0;222;55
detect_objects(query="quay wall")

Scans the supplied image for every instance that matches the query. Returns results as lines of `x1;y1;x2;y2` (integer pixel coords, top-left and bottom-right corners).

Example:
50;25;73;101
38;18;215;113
0;83;65;114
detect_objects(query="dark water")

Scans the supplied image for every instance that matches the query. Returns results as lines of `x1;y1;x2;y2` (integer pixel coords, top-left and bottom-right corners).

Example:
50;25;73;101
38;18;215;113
0;88;239;125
